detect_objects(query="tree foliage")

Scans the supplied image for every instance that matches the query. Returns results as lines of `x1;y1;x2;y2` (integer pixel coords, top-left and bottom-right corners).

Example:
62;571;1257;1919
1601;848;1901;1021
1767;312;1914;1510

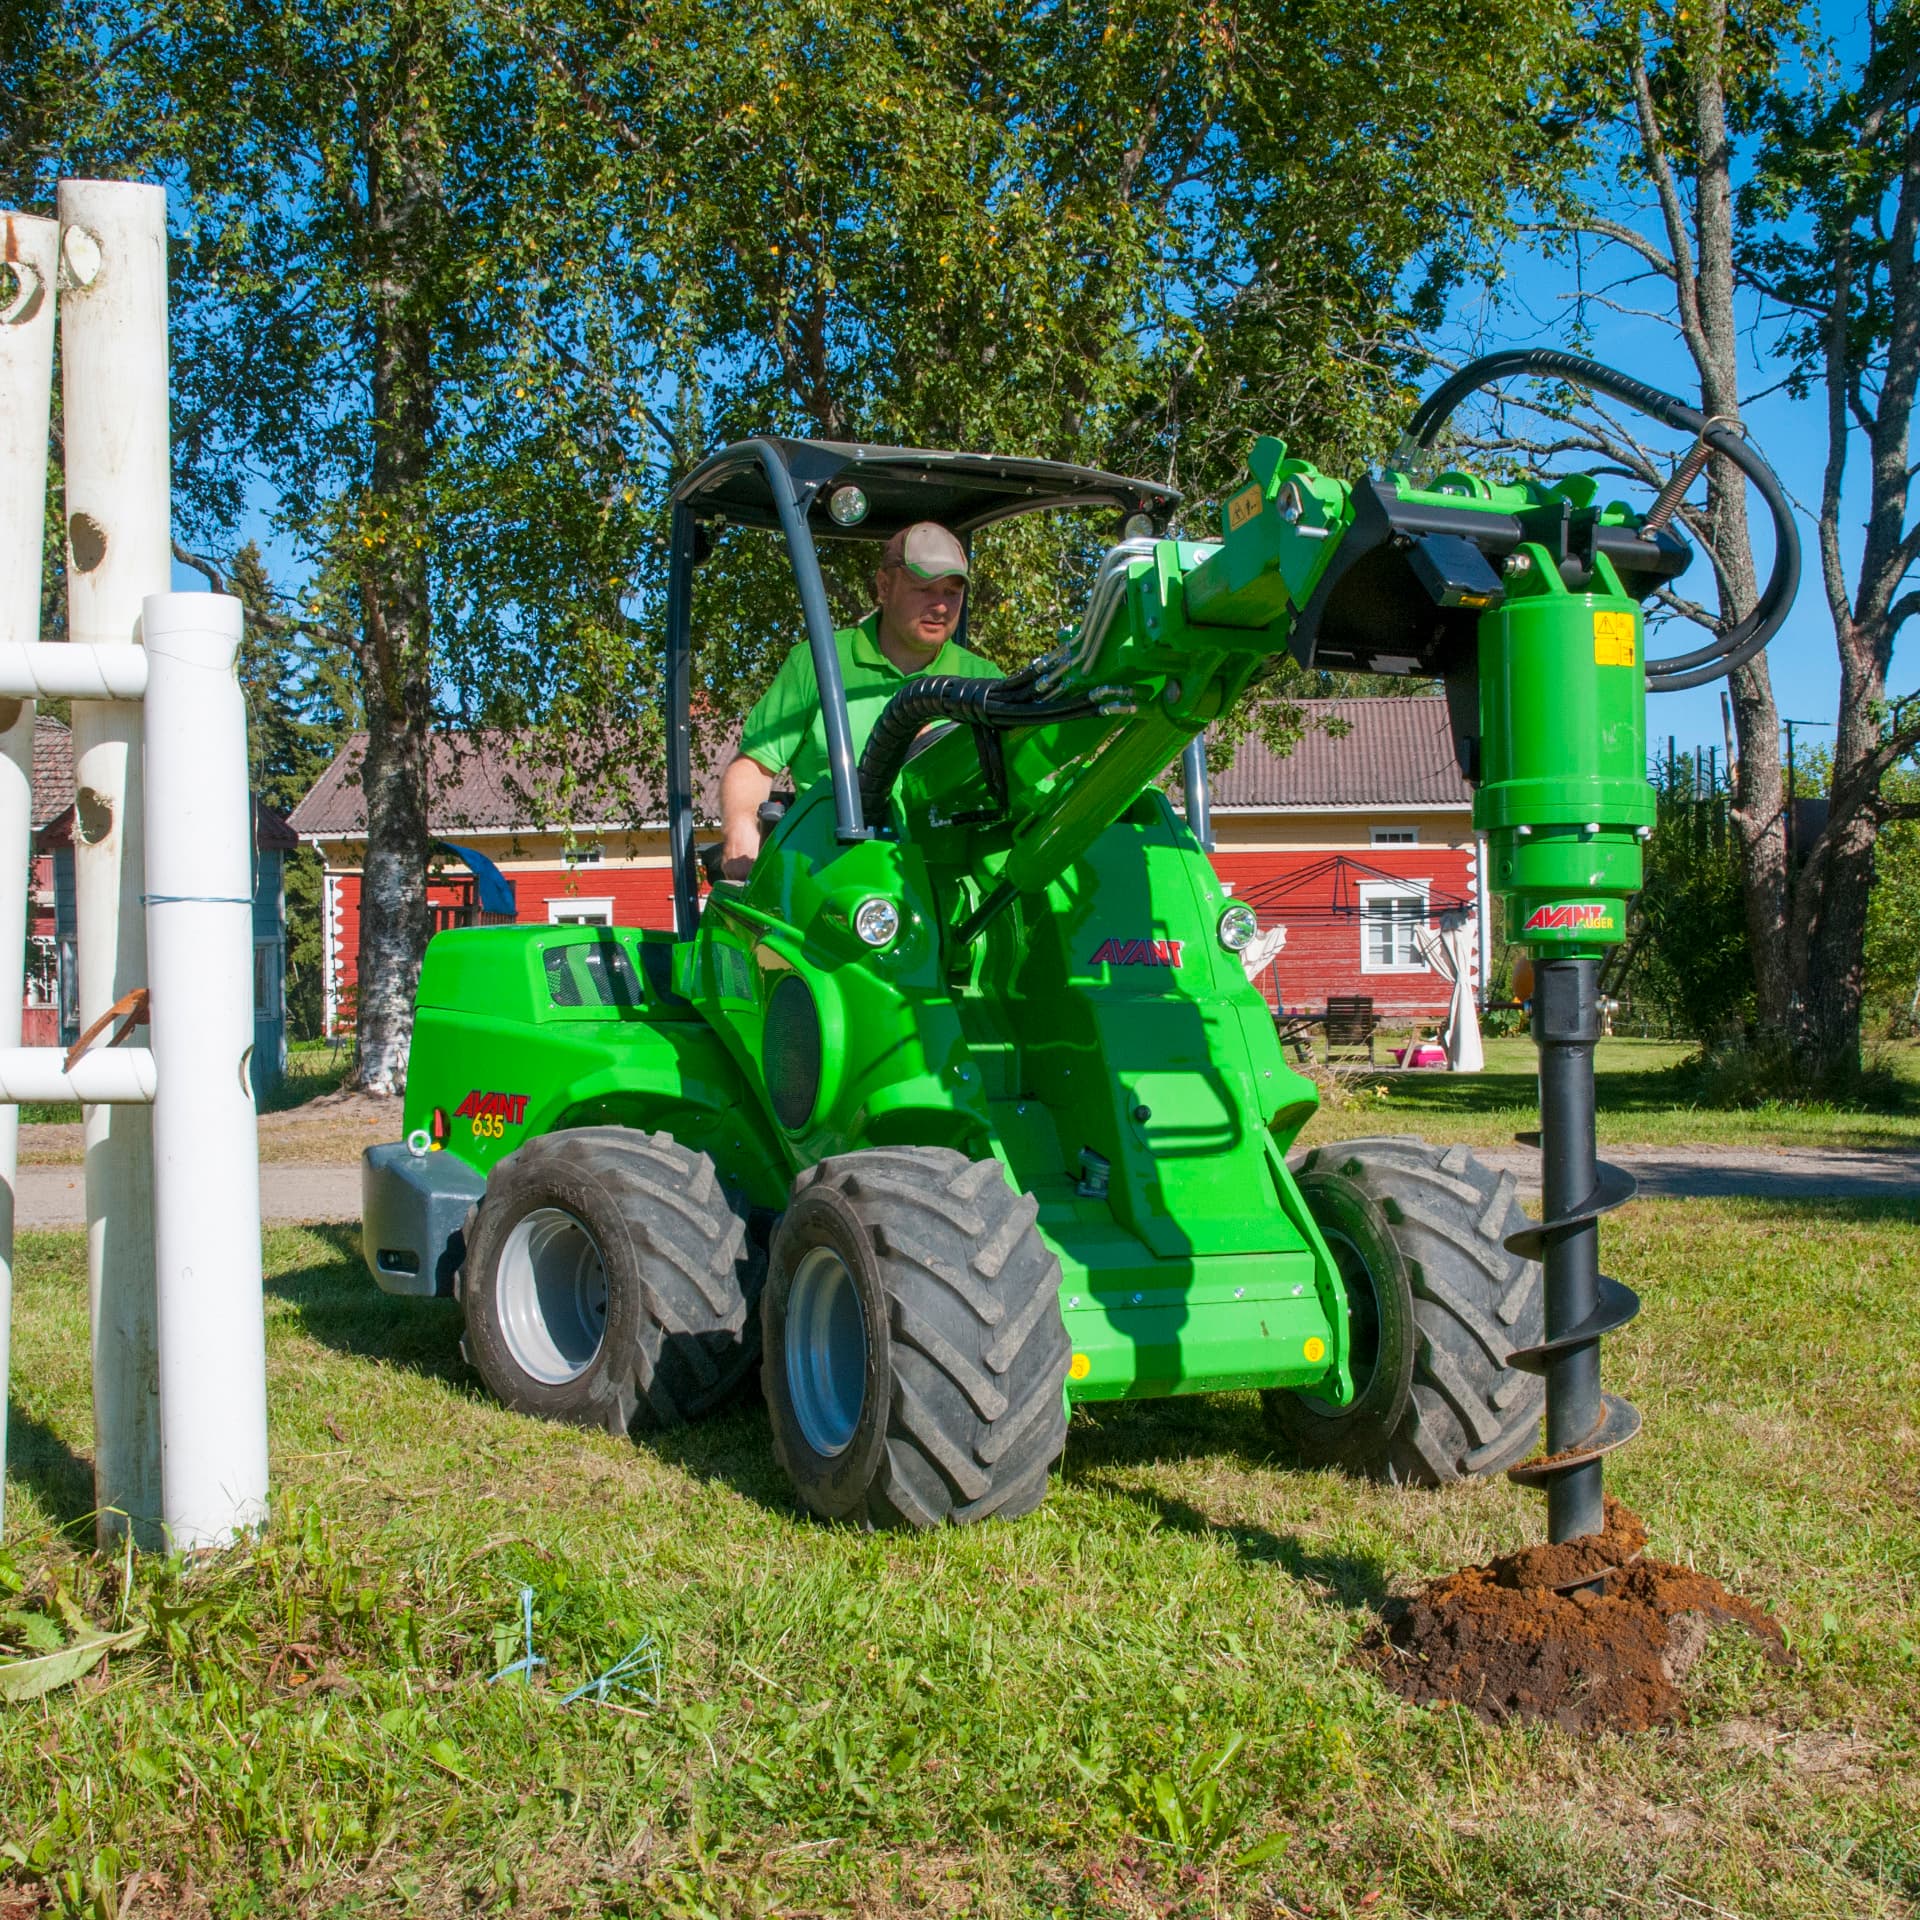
28;0;1579;1081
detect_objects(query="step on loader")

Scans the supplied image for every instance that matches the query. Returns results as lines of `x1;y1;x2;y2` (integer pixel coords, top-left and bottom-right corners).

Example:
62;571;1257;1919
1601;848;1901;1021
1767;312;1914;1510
363;351;1796;1544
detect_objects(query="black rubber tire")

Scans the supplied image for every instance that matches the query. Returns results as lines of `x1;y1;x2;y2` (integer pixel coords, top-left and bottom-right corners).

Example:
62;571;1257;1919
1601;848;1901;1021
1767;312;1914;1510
763;1147;1070;1529
1263;1136;1543;1484
458;1127;762;1434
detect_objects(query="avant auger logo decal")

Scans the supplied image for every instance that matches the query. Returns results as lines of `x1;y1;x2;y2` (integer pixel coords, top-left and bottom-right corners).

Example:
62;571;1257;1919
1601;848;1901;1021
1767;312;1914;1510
1522;903;1617;934
1089;937;1184;968
455;1089;529;1139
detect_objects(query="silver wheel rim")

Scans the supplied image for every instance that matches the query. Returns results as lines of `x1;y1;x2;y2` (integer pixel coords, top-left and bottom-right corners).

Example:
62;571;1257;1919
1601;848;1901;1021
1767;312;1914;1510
496;1206;609;1385
786;1244;867;1457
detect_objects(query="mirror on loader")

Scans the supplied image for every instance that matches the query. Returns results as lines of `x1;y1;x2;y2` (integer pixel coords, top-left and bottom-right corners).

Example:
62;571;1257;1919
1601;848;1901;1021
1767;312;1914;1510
365;352;1797;1548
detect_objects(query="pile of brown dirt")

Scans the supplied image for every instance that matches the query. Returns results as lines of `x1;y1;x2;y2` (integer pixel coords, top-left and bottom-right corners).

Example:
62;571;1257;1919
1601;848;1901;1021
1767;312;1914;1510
1359;1500;1787;1732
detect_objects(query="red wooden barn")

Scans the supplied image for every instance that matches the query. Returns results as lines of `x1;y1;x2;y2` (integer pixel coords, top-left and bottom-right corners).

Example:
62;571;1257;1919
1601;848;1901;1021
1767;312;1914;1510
291;696;1485;1036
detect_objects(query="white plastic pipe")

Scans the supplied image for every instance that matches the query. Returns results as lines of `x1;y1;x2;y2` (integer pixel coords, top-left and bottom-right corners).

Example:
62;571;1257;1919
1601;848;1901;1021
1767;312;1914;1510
0;642;150;700
142;593;268;1551
0;1048;157;1104
0;208;59;1539
59;179;170;1550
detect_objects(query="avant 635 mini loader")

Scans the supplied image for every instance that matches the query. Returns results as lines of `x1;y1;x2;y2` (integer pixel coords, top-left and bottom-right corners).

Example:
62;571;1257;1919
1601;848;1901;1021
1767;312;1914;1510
364;351;1796;1544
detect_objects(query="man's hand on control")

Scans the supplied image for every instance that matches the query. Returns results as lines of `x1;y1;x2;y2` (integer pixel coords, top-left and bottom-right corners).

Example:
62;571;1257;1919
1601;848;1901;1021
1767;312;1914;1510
718;753;776;879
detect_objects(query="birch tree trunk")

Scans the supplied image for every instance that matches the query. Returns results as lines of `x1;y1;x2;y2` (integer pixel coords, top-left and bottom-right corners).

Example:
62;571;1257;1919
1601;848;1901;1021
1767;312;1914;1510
349;99;438;1096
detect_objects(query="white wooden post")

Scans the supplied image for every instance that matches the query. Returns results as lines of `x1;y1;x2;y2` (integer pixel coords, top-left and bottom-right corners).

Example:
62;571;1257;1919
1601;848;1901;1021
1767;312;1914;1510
143;592;268;1549
0;211;59;1539
58;179;171;1550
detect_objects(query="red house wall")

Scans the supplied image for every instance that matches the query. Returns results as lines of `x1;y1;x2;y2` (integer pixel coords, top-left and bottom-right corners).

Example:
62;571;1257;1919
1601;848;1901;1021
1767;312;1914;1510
1212;847;1476;1021
324;851;1473;1029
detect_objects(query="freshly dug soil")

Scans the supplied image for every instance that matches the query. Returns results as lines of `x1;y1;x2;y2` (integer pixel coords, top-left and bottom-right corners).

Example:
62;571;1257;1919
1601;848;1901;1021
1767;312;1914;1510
1360;1500;1787;1732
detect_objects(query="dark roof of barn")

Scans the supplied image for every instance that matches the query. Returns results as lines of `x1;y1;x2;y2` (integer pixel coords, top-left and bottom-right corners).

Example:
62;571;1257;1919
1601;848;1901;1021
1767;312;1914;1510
290;695;1470;838
1202;697;1470;810
289;732;723;837
32;715;73;830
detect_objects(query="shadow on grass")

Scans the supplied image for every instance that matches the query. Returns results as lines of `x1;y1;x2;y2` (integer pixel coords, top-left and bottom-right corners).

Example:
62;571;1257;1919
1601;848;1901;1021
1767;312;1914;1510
1088;1476;1394;1610
267;1222;466;1385
4;1400;95;1535
1063;1389;1275;1477
267;1225;804;1511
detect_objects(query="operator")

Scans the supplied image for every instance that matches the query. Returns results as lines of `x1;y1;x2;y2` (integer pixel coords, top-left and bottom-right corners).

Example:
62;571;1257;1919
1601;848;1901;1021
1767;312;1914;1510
717;521;1000;878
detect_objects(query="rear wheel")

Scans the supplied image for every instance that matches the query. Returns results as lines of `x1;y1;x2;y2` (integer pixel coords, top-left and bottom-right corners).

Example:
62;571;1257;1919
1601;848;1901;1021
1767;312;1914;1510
1264;1137;1543;1484
764;1148;1070;1529
459;1128;761;1433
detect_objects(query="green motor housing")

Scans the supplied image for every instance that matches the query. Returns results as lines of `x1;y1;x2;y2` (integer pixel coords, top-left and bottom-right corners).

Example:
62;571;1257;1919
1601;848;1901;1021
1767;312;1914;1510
1475;543;1655;955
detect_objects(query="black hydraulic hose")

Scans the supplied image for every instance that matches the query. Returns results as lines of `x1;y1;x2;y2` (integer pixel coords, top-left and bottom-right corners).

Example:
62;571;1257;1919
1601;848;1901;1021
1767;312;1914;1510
857;675;1106;820
1403;349;1801;691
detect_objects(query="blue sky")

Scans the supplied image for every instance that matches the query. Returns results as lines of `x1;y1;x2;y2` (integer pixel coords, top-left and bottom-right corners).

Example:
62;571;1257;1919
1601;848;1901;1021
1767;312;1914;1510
1442;237;1891;774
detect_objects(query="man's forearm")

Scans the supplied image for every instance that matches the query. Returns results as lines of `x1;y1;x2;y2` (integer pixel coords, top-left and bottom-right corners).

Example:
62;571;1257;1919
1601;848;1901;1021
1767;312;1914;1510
719;754;777;877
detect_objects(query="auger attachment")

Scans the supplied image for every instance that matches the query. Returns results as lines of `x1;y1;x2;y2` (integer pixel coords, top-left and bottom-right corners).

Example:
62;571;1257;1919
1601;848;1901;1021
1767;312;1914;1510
1504;957;1642;1547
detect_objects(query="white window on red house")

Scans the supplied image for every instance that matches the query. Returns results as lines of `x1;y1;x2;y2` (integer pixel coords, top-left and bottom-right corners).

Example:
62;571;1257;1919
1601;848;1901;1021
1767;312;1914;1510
1371;825;1419;845
548;898;615;927
1359;882;1429;971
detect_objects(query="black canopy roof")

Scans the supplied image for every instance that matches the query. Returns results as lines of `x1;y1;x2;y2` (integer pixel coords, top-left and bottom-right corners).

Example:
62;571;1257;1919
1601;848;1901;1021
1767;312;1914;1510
668;436;1181;541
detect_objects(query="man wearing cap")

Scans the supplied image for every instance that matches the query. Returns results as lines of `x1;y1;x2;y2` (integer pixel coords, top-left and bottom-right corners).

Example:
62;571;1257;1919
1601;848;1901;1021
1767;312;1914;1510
718;521;998;877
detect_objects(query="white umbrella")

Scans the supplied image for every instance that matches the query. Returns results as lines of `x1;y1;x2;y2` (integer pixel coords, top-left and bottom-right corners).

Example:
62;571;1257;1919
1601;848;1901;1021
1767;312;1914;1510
1414;916;1484;1073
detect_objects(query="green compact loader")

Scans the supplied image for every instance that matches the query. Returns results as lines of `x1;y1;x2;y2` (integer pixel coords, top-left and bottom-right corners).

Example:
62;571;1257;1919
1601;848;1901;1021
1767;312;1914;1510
364;351;1796;1543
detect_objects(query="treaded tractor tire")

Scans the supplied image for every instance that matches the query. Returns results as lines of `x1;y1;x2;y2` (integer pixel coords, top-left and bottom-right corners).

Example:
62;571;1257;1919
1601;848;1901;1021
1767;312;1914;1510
763;1147;1070;1529
458;1127;762;1434
1263;1136;1543;1485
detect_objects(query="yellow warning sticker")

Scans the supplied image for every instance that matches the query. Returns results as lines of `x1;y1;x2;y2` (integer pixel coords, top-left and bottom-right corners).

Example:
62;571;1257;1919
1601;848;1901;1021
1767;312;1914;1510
1594;610;1637;667
1303;1337;1326;1363
1226;484;1264;532
1069;1353;1092;1381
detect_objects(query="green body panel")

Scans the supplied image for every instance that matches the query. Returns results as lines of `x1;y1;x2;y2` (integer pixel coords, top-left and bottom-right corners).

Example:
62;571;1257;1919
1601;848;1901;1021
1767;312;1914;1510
404;925;790;1207
395;435;1664;1407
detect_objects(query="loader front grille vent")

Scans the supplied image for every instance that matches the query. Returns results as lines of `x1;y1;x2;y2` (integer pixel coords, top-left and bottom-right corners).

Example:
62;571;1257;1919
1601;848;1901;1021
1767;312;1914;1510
765;974;822;1130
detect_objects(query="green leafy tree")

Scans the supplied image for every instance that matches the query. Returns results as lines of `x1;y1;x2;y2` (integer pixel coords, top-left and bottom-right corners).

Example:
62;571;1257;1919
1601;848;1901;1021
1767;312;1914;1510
507;0;1579;765
60;0;662;1089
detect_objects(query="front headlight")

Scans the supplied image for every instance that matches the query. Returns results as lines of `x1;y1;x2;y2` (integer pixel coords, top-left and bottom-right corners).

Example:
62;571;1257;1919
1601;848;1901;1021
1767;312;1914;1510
1217;903;1259;953
853;897;900;947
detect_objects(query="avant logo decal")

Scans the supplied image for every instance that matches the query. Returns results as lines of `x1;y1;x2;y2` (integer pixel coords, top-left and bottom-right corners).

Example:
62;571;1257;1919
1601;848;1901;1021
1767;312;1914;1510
455;1089;530;1125
1522;903;1617;933
1089;937;1184;968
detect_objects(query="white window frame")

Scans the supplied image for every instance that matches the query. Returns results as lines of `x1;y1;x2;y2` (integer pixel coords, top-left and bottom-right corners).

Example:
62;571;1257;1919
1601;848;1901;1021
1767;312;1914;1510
1358;880;1430;973
1370;825;1419;846
547;898;615;926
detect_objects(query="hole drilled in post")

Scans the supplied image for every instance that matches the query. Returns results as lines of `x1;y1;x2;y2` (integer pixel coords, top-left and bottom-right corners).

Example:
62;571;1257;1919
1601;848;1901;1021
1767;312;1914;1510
0;257;43;327
76;787;115;845
68;512;109;573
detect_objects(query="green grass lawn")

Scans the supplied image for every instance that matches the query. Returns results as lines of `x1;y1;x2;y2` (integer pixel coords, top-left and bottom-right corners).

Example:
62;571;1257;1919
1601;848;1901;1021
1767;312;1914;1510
1300;1037;1920;1153
3;1201;1916;1918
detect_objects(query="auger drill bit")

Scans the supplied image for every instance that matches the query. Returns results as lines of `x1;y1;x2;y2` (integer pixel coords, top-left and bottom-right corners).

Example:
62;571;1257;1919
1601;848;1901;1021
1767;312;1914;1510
1505;958;1641;1552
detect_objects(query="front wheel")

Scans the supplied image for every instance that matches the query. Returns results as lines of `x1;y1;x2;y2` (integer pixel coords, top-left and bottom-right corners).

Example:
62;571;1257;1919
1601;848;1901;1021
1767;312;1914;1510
763;1148;1070;1529
459;1128;762;1434
1264;1137;1543;1484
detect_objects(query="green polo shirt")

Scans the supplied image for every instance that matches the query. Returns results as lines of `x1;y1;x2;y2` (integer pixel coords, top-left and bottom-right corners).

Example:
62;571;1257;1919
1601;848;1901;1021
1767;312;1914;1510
737;613;1000;793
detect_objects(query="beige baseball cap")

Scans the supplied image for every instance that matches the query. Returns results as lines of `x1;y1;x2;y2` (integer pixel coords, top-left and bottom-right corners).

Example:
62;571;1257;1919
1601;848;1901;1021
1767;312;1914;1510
880;521;969;582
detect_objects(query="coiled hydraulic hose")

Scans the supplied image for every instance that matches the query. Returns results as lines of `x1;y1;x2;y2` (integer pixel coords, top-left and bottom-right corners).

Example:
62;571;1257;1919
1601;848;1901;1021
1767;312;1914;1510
1399;350;1801;692
857;674;1118;822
